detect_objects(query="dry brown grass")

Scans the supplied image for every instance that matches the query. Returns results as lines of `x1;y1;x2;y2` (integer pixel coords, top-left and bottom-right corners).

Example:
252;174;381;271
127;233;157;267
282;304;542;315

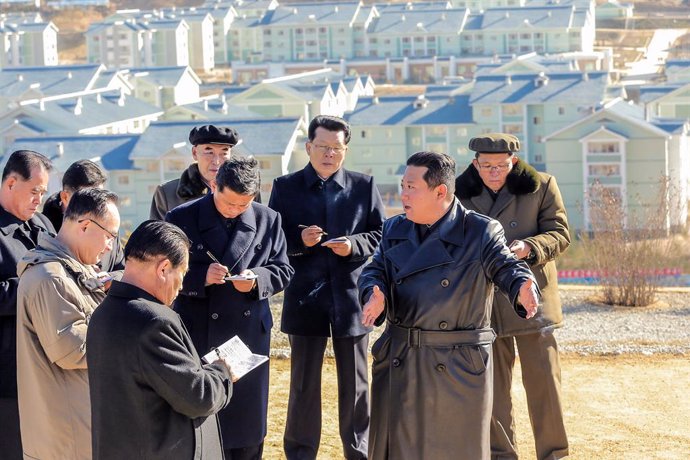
263;354;690;459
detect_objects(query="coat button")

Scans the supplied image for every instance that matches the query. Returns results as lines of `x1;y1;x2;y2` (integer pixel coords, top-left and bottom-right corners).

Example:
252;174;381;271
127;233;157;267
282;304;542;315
392;358;401;367
211;313;219;320
262;291;268;297
395;279;402;285
440;279;449;288
436;364;446;372
393;317;401;325
510;221;518;228
196;244;204;250
494;286;499;293
256;243;262;250
243;310;251;317
439;321;448;330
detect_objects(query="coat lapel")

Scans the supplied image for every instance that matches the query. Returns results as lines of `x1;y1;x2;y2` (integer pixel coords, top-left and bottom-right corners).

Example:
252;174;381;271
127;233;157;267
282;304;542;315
470;190;493;216
386;203;465;281
197;196;230;264
489;188;515;217
220;204;257;274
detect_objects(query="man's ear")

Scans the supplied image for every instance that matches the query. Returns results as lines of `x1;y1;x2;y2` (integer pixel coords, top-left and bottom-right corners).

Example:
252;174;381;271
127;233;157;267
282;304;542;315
305;141;312;156
436;183;448;200
59;190;70;208
511;155;518;165
472;158;480;171
156;258;172;280
5;175;17;191
191;145;199;162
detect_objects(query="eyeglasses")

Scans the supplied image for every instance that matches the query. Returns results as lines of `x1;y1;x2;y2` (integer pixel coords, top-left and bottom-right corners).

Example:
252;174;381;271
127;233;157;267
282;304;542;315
311;143;347;155
477;163;512;172
78;218;118;241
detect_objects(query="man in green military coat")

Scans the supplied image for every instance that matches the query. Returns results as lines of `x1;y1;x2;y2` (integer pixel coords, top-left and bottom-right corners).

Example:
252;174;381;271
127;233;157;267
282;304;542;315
455;133;570;460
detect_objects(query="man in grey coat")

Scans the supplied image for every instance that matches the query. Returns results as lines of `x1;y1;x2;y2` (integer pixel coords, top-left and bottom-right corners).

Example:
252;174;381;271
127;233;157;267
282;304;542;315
360;151;540;460
87;220;233;460
455;133;570;460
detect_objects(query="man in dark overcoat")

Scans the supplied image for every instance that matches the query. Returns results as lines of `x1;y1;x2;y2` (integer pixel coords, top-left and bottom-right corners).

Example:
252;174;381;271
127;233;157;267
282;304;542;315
455;133;570;460
269;115;385;460
0;150;54;459
88;220;233;460
359;151;540;460
167;157;293;460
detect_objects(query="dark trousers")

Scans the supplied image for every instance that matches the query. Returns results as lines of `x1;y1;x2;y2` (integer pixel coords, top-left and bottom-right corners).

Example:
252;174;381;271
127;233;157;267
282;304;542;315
224;442;263;460
0;397;22;460
491;332;569;460
284;334;369;460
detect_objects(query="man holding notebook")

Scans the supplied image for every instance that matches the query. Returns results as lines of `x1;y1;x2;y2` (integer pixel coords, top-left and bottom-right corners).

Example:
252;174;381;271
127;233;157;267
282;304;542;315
269;115;386;460
166;156;293;460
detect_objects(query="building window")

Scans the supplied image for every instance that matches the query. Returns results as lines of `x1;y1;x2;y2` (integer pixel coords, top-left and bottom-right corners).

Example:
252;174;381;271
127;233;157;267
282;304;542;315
588;164;621;176
456;127;467;136
120;196;132;207
259;160;271;169
117;175;130;185
558;106;565;115
502;104;521;116
533;116;541;125
587;141;620;154
480;107;493;117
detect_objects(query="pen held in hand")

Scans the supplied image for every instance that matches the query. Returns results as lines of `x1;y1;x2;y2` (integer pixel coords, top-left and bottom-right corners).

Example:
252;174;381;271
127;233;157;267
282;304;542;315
297;224;328;236
206;250;222;265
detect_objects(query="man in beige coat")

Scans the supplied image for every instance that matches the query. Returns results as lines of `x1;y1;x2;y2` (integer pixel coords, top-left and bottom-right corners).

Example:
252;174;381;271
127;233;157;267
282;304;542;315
16;188;119;460
455;134;570;460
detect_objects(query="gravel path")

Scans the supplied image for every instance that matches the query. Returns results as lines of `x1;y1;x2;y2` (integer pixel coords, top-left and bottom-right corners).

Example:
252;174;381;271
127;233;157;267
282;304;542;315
556;286;690;355
269;286;690;358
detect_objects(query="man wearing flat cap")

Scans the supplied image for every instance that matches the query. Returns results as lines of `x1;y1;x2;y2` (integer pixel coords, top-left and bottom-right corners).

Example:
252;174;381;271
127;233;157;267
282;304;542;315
455;133;570;460
150;124;252;220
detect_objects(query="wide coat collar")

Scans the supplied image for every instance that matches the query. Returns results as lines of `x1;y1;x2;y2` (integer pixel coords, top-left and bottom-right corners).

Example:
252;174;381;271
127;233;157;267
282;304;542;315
454;157;541;216
197;193;257;273
384;199;467;281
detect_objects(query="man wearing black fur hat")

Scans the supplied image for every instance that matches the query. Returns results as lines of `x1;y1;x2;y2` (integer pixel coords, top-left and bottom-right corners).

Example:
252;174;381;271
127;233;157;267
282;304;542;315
455;133;571;460
150;124;259;220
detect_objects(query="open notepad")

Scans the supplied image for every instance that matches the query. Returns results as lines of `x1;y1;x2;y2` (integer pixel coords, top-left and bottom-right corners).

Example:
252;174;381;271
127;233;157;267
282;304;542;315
202;335;268;381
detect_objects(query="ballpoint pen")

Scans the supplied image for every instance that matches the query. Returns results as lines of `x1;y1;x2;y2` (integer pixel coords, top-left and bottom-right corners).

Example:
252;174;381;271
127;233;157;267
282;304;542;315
206;250;222;264
298;224;328;236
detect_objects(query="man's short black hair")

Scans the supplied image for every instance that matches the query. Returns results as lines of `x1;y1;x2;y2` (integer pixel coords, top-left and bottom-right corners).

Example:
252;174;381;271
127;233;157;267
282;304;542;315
2;150;53;183
62;160;107;192
215;157;261;196
308;115;351;145
64;188;119;222
407;151;456;196
125;220;190;268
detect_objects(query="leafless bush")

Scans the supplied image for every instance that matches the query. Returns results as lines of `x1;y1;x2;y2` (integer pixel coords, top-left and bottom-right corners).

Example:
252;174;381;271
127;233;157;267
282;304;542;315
580;177;684;306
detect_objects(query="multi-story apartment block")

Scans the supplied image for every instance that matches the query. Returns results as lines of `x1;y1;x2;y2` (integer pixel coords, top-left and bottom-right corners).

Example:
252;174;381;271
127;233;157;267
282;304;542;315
86;15;189;69
544;99;689;231
469;69;611;170
125;66;202;109
0;13;58;68
226;0;595;83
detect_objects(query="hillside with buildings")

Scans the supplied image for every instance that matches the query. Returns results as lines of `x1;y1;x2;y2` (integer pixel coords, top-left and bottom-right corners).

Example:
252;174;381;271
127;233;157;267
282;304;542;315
0;0;688;235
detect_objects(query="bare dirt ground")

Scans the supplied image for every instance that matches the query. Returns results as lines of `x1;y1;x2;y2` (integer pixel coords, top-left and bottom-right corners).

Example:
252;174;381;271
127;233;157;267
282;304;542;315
263;354;690;459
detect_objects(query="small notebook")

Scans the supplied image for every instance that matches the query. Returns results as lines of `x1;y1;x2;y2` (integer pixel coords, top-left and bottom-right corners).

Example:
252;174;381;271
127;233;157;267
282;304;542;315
202;335;268;381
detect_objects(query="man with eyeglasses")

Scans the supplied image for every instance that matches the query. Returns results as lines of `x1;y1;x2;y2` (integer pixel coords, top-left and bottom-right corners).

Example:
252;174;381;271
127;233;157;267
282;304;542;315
150;124;260;220
455;133;571;460
269;115;385;460
43;159;125;283
16;188;119;460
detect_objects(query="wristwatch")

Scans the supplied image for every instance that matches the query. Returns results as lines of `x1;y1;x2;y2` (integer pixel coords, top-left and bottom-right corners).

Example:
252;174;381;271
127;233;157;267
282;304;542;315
525;249;537;263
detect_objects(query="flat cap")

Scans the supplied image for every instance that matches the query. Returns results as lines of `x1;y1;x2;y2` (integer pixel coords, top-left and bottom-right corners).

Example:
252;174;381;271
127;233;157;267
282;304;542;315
189;125;239;146
468;133;520;153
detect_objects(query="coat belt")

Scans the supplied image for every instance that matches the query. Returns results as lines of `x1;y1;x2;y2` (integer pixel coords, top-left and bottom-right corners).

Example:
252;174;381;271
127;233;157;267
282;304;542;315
388;323;496;348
